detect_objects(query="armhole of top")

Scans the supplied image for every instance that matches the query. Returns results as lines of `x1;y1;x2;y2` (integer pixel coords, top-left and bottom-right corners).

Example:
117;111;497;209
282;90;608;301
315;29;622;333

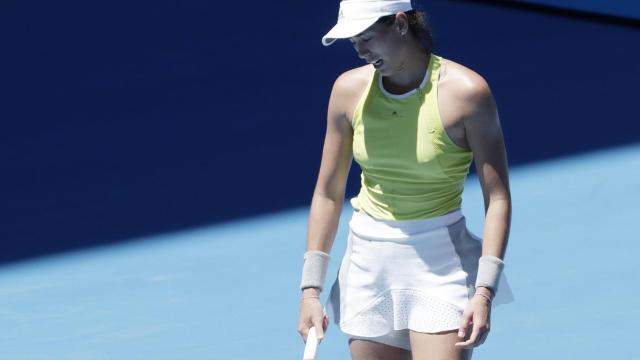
433;56;472;153
350;70;377;129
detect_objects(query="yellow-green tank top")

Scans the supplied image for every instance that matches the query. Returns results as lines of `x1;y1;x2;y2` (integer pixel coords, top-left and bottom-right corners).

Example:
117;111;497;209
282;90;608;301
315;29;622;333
349;53;473;220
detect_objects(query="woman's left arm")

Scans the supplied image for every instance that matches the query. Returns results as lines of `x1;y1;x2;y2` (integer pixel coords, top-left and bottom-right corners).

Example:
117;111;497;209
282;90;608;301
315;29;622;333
454;76;511;349
465;78;511;262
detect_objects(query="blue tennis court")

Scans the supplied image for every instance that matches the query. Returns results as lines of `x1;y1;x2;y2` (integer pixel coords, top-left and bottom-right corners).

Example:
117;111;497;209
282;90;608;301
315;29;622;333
1;143;638;359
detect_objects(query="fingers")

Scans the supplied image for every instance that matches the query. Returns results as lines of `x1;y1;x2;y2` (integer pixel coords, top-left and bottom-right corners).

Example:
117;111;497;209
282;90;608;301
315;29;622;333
299;298;326;343
454;297;493;349
313;317;325;343
455;321;481;348
297;322;310;342
455;319;490;349
456;311;472;339
297;318;325;344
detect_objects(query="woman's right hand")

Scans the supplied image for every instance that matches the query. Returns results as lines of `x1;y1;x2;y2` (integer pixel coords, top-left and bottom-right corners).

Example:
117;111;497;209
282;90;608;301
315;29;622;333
297;288;329;343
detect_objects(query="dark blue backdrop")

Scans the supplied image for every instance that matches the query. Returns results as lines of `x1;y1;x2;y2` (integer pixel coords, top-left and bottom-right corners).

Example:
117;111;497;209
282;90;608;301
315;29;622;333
516;0;640;20
2;0;639;264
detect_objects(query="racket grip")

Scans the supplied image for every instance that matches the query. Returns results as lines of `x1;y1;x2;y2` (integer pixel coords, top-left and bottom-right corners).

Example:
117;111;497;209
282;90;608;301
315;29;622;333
303;326;319;360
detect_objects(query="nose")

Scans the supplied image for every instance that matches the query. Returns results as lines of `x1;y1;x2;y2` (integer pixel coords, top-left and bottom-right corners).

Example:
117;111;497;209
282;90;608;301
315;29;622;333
353;42;370;59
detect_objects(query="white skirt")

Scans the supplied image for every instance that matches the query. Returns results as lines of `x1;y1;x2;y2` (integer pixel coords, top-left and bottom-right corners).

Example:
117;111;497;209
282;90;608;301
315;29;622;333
326;208;514;341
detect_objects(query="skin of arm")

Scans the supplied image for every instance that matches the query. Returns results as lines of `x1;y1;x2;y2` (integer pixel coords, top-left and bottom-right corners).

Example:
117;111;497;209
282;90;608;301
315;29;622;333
306;72;356;254
451;69;511;349
298;69;373;345
463;78;511;261
301;70;365;298
459;74;512;300
440;60;512;269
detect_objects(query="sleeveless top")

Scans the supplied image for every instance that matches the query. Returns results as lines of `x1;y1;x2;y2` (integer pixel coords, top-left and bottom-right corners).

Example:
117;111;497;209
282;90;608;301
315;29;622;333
349;53;473;220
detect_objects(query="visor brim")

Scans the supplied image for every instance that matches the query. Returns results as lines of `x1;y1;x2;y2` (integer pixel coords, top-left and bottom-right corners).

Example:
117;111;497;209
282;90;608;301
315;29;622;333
321;17;380;46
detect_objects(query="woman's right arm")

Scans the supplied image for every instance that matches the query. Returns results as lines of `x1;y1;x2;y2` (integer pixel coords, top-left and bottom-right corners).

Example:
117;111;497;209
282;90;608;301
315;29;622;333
298;72;357;343
306;73;355;255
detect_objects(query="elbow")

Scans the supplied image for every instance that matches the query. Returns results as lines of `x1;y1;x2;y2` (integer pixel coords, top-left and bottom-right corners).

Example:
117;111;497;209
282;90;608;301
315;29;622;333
314;189;346;204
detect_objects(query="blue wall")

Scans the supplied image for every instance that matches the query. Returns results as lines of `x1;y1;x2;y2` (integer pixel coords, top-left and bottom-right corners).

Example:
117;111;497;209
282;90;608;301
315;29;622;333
516;0;640;20
1;0;639;263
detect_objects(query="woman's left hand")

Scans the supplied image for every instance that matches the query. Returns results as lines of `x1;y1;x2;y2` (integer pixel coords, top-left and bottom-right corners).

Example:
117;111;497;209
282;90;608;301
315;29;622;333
454;287;493;349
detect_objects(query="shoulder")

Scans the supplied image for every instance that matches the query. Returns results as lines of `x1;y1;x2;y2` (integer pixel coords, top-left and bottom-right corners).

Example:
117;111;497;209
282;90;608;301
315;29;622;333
439;57;493;105
438;57;497;123
331;65;374;99
328;64;375;120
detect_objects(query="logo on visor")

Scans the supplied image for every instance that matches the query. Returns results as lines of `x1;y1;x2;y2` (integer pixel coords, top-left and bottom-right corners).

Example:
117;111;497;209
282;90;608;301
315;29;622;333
338;8;345;20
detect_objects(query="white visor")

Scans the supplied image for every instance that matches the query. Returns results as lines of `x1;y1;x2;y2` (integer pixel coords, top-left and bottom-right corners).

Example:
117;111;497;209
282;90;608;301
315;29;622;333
322;0;413;46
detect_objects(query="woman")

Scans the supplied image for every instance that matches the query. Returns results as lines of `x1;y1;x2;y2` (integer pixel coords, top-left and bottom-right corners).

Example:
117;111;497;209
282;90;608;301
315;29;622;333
298;0;514;359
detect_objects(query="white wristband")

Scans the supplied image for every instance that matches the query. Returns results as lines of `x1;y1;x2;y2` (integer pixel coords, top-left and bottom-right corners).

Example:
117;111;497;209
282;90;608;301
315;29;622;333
475;255;504;293
300;250;330;291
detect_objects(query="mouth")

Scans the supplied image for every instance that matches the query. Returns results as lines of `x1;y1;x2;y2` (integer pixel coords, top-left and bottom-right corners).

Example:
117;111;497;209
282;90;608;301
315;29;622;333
370;59;383;67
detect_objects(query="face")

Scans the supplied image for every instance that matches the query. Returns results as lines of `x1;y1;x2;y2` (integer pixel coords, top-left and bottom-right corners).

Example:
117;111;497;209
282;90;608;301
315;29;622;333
349;15;407;75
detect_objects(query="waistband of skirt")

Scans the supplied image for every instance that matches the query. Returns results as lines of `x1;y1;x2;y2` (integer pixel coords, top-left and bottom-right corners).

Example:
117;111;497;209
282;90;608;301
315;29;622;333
348;209;464;239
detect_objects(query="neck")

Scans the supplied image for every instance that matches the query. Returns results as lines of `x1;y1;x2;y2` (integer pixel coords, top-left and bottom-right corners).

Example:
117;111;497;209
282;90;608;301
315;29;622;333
381;46;430;94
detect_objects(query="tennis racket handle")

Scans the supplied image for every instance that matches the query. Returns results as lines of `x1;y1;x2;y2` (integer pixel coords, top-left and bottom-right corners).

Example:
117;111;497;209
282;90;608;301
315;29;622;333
303;326;319;360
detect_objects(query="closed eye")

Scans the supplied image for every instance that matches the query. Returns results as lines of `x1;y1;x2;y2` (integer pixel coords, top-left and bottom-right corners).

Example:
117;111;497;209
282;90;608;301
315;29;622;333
350;36;372;44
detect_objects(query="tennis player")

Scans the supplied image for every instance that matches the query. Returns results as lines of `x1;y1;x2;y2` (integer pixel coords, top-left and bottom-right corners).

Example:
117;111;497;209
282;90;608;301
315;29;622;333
298;1;514;358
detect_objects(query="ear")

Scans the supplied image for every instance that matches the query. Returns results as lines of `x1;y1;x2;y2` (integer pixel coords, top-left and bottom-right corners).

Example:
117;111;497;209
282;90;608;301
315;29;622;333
395;12;409;36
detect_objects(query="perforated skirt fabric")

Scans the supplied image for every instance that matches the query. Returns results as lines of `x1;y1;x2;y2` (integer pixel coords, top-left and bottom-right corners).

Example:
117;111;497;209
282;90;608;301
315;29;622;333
326;208;514;343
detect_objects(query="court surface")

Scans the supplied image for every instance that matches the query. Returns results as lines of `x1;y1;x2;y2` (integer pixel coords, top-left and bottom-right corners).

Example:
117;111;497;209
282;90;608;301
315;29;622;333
1;142;638;359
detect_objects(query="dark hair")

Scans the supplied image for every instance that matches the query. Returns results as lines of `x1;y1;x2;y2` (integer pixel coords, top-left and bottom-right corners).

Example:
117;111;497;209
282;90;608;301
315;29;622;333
375;10;433;53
